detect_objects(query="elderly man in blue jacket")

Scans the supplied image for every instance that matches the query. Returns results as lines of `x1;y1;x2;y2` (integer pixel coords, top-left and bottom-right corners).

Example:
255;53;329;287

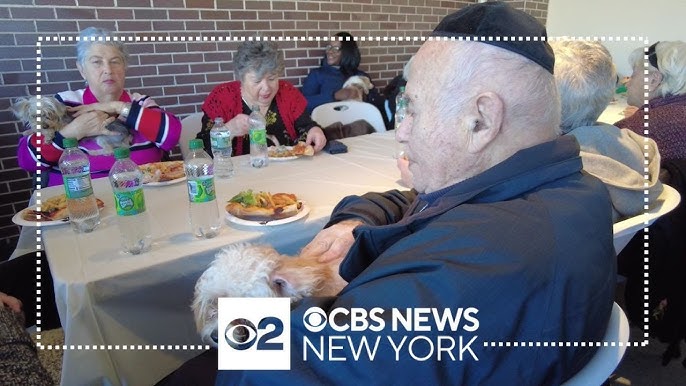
161;3;616;386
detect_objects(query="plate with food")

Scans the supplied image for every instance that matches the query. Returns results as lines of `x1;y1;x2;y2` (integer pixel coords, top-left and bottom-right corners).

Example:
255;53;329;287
13;194;105;227
268;142;315;161
139;160;186;186
225;189;309;226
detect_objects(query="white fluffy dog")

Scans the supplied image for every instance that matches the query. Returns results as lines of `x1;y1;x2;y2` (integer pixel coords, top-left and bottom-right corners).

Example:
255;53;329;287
12;95;132;155
342;75;374;100
192;243;346;346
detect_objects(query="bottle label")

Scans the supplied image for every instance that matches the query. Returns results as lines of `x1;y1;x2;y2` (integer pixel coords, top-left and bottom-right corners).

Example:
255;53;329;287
63;172;94;199
249;128;267;145
210;131;231;150
187;176;216;203
114;187;146;216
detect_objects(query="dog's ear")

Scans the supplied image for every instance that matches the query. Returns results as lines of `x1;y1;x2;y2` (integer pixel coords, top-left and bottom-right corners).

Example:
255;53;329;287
11;97;31;121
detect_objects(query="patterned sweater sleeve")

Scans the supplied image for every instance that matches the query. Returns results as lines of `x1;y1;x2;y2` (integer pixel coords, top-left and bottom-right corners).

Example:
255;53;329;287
124;96;181;151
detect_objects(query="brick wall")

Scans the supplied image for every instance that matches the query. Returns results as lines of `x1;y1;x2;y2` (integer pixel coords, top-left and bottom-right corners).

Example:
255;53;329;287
0;0;547;253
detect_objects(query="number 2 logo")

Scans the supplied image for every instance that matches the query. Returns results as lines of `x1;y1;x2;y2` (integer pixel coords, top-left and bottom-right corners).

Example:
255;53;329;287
225;316;284;351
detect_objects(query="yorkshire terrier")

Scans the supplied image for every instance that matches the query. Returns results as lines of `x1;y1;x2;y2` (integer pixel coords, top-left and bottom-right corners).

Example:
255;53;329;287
191;243;346;346
12;95;132;155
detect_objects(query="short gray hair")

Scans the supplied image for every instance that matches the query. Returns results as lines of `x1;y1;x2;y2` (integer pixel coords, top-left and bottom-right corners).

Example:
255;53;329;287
234;41;284;82
629;41;686;97
440;41;561;136
551;40;616;133
76;27;129;67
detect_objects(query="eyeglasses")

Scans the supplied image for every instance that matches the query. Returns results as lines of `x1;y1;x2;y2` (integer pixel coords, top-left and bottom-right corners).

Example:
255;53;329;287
325;45;341;52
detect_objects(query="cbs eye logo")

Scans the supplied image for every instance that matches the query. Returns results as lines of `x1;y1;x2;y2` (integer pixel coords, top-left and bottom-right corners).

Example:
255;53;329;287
303;307;328;332
225;317;284;351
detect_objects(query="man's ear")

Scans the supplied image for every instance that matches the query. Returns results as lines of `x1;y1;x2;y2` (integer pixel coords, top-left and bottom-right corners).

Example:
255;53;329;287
467;92;504;153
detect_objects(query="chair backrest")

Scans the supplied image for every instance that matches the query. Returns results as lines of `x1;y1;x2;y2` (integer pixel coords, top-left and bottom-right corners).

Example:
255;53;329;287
561;302;630;386
613;184;681;254
180;112;203;159
311;101;386;133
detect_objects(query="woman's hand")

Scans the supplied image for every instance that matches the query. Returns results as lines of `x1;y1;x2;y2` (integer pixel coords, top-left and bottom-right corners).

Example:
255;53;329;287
0;291;22;314
70;101;128;117
622;105;639;118
300;219;364;263
305;126;327;152
59;111;117;141
228;114;250;137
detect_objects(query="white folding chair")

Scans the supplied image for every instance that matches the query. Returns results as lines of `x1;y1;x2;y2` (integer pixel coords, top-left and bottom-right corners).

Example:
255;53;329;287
180;112;203;159
612;184;681;254
311;100;386;133
561;302;630;386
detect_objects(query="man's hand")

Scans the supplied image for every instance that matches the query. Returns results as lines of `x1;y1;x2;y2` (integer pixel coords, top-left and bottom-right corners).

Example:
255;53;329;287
301;219;364;263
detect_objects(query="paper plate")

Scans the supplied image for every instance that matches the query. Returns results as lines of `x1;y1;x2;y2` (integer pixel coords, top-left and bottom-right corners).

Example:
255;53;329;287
225;204;310;226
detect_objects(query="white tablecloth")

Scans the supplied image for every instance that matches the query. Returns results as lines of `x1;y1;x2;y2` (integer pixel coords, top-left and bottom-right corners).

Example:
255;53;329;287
597;94;628;125
36;132;404;386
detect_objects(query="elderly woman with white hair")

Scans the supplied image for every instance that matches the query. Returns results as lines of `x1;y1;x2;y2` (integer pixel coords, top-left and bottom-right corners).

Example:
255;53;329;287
198;40;327;157
615;40;686;161
551;40;663;222
17;27;182;187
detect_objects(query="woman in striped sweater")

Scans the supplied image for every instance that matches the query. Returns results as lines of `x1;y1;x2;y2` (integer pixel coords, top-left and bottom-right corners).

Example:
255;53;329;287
17;27;181;187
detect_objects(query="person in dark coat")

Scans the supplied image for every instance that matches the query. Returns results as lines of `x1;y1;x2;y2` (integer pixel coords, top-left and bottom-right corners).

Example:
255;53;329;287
160;3;616;385
301;32;376;113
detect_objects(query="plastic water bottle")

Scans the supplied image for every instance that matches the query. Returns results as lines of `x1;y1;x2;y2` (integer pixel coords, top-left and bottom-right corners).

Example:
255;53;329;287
209;117;234;179
109;147;152;254
394;86;407;130
248;105;269;168
394;86;407;158
59;137;101;233
184;139;221;238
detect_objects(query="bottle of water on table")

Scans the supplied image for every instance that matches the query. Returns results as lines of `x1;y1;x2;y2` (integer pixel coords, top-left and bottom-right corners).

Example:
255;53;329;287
394;86;407;158
209;116;234;179
395;86;407;130
109;147;152;254
59;137;100;233
184;139;221;238
248;105;269;168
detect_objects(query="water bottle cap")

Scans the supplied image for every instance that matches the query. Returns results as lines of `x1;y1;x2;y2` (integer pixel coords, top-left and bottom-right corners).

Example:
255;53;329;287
400;86;405;92
189;139;204;150
214;117;224;125
113;147;130;159
63;137;78;148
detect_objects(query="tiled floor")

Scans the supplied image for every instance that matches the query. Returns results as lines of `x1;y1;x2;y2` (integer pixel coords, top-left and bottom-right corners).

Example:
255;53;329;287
613;326;685;386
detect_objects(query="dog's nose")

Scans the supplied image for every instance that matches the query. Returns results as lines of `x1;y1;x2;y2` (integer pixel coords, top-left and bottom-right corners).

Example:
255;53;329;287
210;330;219;344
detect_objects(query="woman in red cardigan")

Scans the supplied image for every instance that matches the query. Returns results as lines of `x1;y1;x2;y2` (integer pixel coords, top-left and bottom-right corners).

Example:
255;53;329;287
197;41;327;157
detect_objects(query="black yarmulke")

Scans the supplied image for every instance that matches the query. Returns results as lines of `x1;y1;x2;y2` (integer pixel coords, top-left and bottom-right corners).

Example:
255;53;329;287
431;1;554;74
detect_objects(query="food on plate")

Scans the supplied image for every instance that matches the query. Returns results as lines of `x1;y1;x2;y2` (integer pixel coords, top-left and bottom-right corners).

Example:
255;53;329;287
139;161;185;184
226;190;303;221
268;141;315;158
21;194;105;222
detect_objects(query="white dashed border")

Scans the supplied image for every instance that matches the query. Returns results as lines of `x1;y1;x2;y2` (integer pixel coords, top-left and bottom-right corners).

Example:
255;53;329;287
33;35;651;351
